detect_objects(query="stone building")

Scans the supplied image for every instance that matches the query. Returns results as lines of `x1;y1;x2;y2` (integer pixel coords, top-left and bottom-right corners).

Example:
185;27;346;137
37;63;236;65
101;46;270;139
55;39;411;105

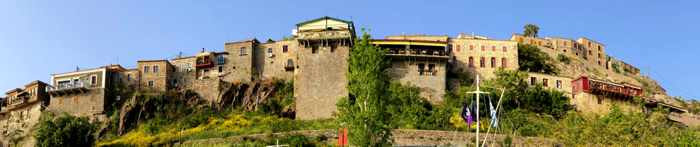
0;81;49;147
451;34;519;79
136;60;174;92
254;40;297;81
571;76;644;113
371;36;449;103
47;65;127;120
511;34;608;69
526;72;573;94
294;16;354;120
608;56;640;76
224;40;258;83
170;56;196;91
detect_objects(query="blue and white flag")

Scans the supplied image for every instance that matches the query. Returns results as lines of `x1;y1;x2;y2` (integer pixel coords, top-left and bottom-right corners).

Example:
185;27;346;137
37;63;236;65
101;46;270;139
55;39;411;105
489;99;498;128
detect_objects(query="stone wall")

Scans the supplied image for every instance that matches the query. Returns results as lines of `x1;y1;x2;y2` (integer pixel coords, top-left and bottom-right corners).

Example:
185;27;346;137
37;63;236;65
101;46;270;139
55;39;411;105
295;40;350;120
137;60;173;92
571;92;640;114
170;57;197;91
224;40;256;83
0;103;42;147
48;89;107;118
526;72;573;94
254;40;296;81
388;60;447;103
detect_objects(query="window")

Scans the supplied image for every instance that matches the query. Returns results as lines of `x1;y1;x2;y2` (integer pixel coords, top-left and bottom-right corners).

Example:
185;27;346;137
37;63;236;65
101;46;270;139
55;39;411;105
491;46;496;51
598;46;602;51
148;81;154;87
469;45;474;50
267;48;273;57
468;56;474;67
501;58;507;68
543;78;549;87
589;50;592;55
91;76;97;85
480;57;485;68
490;57;496;68
530;77;537;85
153;65;159;73
418;64;425;75
144;66;150;73
428;64;435;76
240;47;247;56
283;45;289;53
456;45;461;52
127;74;131;81
285;59;294;71
556;80;562;89
218;66;223;73
502;46;507;52
481;45;485;51
311;45;318;54
217;55;225;65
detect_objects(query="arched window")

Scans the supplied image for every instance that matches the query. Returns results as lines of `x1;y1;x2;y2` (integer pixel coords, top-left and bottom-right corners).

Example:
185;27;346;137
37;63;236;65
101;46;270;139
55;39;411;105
468;56;474;67
490;57;496;68
502;58;507;68
456;45;461;52
491;46;496;51
480;57;485;68
502;46;507;52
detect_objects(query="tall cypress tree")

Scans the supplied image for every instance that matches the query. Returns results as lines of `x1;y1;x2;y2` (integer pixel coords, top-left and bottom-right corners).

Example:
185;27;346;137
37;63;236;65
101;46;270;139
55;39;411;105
336;30;392;146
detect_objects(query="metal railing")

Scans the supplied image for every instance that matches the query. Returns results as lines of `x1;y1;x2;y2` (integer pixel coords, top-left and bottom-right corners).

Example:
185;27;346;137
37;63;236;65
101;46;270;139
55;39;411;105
48;82;86;92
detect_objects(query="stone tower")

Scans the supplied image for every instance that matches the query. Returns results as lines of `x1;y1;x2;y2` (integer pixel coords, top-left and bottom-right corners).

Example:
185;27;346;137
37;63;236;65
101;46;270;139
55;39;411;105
294;16;355;119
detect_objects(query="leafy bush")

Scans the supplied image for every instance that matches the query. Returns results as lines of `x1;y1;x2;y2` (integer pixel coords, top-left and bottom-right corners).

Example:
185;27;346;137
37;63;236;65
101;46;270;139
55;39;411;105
35;113;98;147
611;62;621;73
557;54;571;64
518;44;558;74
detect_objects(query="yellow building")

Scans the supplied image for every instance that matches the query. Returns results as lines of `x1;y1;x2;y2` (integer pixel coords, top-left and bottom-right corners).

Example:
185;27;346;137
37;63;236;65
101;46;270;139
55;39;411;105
451;34;519;79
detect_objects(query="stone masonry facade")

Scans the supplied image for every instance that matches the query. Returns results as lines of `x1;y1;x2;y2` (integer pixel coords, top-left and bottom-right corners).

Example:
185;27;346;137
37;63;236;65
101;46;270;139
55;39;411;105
1;16;684;135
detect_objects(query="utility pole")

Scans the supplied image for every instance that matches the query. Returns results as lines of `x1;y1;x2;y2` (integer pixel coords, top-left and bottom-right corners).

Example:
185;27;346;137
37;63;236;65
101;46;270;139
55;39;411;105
467;75;488;147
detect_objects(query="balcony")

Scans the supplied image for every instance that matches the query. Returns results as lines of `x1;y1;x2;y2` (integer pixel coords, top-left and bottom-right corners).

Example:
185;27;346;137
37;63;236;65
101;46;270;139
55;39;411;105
196;56;214;68
385;48;449;61
297;30;352;40
48;82;88;96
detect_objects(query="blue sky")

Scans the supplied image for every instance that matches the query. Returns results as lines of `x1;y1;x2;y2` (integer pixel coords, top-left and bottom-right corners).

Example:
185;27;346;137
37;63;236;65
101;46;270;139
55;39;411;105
1;0;698;100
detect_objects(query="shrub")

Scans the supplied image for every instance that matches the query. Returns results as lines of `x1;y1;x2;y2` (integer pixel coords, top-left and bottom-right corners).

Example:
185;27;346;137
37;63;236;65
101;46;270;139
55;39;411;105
557;54;571;64
518;44;558;74
35;113;97;147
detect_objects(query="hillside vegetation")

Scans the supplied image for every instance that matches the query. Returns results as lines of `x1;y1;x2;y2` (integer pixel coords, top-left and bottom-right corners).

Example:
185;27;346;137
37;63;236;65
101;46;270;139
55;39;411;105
32;30;700;146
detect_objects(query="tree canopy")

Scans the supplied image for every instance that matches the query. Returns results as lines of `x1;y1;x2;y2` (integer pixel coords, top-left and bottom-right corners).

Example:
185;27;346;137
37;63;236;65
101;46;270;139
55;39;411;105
518;44;558;74
35;113;97;147
336;30;392;146
523;24;540;37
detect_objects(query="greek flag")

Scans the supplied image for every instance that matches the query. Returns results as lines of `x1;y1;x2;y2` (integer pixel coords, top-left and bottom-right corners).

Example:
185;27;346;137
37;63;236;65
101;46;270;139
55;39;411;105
489;99;498;128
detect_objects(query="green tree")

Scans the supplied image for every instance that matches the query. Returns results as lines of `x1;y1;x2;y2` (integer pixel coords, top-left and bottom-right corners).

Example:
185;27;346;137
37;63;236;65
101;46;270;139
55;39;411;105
557;54;571;64
336;30;392;146
523;24;540;37
34;113;97;147
520;85;571;118
518;44;558;74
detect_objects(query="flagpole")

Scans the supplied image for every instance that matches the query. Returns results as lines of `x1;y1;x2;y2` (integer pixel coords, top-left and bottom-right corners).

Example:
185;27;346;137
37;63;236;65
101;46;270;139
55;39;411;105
467;75;489;146
475;75;480;147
